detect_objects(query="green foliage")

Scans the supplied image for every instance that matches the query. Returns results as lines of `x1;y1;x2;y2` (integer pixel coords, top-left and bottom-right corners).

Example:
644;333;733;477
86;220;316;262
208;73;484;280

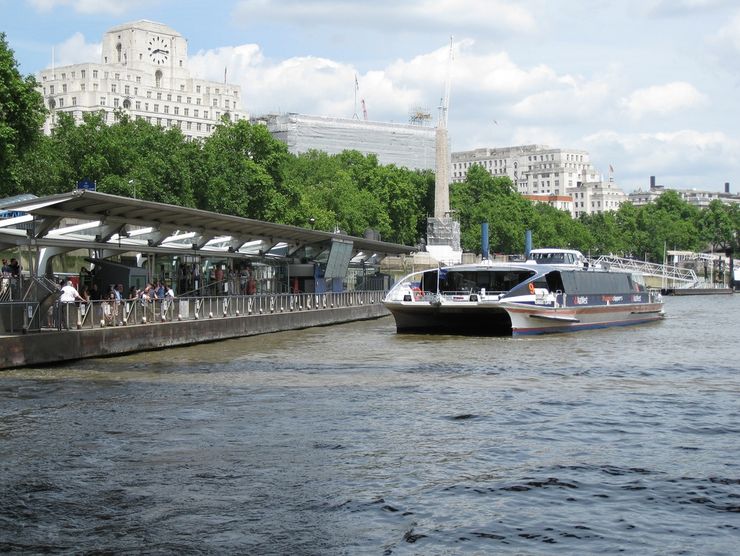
451;165;535;254
0;33;46;193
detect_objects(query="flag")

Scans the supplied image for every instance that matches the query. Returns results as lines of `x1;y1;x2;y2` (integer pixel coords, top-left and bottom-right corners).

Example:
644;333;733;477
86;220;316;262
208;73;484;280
609;164;614;173
354;74;359;91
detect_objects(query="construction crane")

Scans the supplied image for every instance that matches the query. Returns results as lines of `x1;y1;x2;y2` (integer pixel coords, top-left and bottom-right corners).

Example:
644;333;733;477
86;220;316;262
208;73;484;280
361;98;368;121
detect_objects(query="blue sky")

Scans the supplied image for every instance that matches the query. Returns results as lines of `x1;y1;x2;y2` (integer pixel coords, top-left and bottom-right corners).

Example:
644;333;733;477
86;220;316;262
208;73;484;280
2;0;740;192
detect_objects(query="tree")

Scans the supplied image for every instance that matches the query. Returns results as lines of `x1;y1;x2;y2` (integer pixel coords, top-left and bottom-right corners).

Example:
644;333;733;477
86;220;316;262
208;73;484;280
699;199;734;252
0;33;46;195
451;165;535;254
199;119;293;220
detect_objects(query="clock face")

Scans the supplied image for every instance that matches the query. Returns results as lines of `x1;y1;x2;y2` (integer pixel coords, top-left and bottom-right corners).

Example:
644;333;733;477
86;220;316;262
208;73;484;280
147;35;169;65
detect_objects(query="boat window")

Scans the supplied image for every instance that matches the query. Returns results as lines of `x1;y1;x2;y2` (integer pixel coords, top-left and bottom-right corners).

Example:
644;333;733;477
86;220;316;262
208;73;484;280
423;269;535;293
545;271;565;292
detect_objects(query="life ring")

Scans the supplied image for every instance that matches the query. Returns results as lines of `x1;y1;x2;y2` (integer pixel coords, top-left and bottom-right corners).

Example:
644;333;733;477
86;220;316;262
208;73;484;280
528;282;535;295
411;287;423;301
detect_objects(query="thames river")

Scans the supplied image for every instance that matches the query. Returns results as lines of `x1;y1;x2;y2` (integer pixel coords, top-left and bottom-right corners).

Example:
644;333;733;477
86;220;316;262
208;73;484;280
1;294;739;554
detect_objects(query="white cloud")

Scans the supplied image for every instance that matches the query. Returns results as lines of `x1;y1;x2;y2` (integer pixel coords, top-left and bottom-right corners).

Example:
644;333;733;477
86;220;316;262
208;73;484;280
27;0;148;15
233;0;536;33
715;10;740;53
53;32;101;66
584;129;739;188
620;82;706;119
647;0;734;16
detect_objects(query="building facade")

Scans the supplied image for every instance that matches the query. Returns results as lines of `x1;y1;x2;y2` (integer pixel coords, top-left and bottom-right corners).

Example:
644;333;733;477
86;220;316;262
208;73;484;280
257;113;438;172
37;20;248;140
628;179;740;208
451;144;627;218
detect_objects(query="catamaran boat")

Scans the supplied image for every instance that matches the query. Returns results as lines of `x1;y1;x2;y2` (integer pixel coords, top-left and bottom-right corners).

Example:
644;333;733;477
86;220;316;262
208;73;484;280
383;249;664;336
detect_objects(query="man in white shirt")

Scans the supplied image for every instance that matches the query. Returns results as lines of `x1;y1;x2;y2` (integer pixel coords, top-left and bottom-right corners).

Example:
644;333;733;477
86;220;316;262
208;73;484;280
59;280;85;329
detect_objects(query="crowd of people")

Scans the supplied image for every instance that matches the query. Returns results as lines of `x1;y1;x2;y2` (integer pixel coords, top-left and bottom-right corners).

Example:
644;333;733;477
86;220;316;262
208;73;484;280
52;279;176;329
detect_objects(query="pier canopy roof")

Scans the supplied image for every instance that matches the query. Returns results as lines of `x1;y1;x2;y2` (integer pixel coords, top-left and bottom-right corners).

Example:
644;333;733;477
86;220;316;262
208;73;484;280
0;190;415;261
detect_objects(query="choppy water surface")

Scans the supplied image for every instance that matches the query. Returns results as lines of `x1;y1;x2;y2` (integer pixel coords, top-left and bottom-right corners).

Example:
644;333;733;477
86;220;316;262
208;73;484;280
1;295;739;554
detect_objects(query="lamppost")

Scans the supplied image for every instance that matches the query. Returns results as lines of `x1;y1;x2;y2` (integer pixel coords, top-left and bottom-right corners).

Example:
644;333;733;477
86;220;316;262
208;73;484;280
128;179;136;199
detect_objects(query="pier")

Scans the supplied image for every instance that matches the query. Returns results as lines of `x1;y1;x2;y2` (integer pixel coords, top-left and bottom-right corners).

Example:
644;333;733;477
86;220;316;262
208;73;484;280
0;191;416;369
0;290;388;369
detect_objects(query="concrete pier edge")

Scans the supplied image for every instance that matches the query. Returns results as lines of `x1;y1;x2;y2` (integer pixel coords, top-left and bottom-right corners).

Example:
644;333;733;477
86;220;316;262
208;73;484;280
1;304;389;370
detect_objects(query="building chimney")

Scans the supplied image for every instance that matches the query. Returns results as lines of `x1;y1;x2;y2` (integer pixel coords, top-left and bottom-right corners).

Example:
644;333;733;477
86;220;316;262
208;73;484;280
725;182;730;194
650;175;656;188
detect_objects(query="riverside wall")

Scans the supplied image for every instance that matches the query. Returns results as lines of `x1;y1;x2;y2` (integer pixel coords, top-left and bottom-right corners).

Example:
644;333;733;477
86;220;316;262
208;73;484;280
0;303;389;370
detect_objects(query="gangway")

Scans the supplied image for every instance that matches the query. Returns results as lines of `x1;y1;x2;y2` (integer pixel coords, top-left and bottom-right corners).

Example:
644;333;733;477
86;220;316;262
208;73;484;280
589;255;701;289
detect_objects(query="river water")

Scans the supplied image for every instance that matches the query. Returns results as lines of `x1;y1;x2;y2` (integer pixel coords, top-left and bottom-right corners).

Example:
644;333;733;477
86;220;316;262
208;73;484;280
1;294;739;554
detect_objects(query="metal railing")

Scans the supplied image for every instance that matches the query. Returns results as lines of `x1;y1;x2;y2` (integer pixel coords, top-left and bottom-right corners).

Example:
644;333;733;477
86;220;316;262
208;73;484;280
1;290;388;334
589;255;700;287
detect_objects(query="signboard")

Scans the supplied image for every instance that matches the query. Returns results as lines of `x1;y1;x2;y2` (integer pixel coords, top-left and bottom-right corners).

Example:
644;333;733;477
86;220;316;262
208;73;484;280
77;179;96;191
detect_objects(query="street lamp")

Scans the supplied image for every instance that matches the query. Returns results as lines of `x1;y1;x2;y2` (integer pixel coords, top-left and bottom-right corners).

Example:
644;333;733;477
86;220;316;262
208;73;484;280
128;179;136;199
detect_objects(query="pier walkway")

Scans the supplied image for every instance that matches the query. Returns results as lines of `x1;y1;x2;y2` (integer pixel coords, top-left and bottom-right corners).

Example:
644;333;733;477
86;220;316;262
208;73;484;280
0;290;388;369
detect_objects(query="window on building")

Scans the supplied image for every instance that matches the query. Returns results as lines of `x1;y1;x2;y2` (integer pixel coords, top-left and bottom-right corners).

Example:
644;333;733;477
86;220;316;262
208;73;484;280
116;43;122;63
58;98;64;108
156;92;162;100
174;106;179;115
81;69;86;79
113;98;119;108
125;85;130;94
50;85;55;94
93;83;98;91
187;97;191;104
72;97;77;106
115;73;120;80
155;70;162;88
204;111;209;119
111;84;117;93
93;70;98;78
136;76;141;83
184;108;189;116
154;104;159;113
135;101;141;110
196;98;201;105
62;84;67;93
196;122;202;131
187;121;191;130
100;97;106;106
194;109;199;118
164;105;169;114
145;102;149;111
196;85;201;93
167;94;172;101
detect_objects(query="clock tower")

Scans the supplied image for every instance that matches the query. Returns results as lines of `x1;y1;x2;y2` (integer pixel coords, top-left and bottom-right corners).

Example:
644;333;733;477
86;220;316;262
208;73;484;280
38;19;248;139
101;20;190;79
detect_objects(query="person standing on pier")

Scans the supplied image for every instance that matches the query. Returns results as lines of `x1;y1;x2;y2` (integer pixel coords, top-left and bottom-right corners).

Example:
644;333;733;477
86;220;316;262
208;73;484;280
59;280;86;329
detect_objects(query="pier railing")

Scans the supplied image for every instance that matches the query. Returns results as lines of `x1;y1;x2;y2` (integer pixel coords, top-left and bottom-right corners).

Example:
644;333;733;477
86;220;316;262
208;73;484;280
1;290;388;333
589;255;701;288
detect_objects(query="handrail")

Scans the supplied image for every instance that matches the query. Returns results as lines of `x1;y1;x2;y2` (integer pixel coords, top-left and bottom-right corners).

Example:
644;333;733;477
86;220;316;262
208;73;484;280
590;255;699;286
1;290;388;333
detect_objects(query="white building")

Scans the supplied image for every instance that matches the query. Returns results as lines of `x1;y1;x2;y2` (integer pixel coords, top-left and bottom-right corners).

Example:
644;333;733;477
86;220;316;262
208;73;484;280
257;113;438;171
37;20;248;140
451;144;627;217
628;179;740;208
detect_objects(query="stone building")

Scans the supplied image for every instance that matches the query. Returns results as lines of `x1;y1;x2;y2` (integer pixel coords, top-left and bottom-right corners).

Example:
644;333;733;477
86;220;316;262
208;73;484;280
451;144;627;217
37;20;248;140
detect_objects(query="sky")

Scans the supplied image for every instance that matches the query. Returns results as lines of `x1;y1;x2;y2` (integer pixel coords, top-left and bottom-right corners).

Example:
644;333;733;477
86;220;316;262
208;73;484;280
2;0;740;193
